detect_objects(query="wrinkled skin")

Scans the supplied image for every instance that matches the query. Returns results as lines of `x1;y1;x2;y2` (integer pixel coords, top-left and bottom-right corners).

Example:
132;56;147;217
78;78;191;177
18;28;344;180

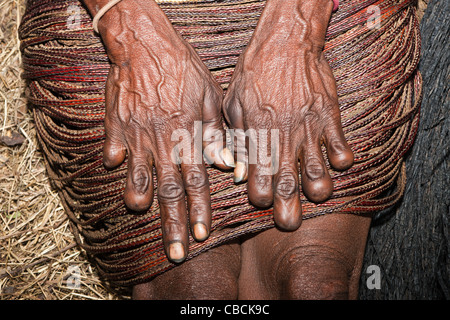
223;0;354;230
82;0;371;299
84;0;234;263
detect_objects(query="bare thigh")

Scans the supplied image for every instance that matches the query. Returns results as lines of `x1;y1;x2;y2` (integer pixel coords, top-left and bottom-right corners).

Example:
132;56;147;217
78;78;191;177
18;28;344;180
132;239;241;300
238;213;372;299
132;213;371;300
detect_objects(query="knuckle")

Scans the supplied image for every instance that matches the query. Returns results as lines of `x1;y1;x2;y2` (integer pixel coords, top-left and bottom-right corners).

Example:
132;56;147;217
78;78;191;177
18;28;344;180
184;169;208;190
275;172;298;198
255;172;272;188
131;164;150;190
303;109;320;123
163;217;185;238
158;176;184;203
304;159;325;180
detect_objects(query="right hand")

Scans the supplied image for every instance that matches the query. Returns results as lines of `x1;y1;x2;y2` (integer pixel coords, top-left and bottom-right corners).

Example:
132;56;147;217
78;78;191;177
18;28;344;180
94;0;233;263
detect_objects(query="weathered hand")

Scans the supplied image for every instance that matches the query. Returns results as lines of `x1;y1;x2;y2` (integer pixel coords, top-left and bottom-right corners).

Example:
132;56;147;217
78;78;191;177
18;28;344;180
223;0;354;230
84;0;232;263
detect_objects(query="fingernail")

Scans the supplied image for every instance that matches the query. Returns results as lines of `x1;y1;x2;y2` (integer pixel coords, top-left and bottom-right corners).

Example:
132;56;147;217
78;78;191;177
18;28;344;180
234;161;247;183
193;223;208;241
169;242;185;263
220;148;235;168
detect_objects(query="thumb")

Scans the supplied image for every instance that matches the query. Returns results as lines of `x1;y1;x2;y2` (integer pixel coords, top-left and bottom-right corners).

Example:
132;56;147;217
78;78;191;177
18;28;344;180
202;83;235;170
222;87;247;183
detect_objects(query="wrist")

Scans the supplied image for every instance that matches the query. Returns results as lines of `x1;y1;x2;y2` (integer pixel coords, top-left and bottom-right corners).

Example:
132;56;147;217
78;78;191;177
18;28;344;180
83;0;170;39
83;0;183;61
255;0;334;48
92;0;123;33
96;0;160;37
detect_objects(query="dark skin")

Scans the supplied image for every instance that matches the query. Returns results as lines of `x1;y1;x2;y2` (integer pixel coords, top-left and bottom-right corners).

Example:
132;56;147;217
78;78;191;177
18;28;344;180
223;0;354;230
133;213;371;299
83;0;235;262
83;0;369;299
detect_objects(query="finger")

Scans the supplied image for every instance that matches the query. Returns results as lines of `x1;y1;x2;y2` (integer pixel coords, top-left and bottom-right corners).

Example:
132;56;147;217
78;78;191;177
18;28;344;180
323;115;354;171
316;58;354;170
123;148;154;212
223;88;248;182
299;146;333;203
155;160;189;263
232;128;248;183
247;129;273;208
181;163;211;242
103;66;126;169
202;84;235;170
103;124;127;169
299;114;333;203
272;137;302;231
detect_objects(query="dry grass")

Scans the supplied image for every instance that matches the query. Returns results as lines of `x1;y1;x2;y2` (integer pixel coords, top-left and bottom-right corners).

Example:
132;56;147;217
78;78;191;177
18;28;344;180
0;0;429;300
0;0;126;300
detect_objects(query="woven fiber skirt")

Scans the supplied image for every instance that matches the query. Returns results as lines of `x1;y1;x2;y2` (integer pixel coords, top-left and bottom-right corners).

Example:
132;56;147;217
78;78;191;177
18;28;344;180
19;0;422;286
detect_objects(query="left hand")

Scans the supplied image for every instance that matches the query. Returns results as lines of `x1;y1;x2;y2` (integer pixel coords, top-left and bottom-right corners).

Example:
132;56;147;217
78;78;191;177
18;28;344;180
223;0;354;230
